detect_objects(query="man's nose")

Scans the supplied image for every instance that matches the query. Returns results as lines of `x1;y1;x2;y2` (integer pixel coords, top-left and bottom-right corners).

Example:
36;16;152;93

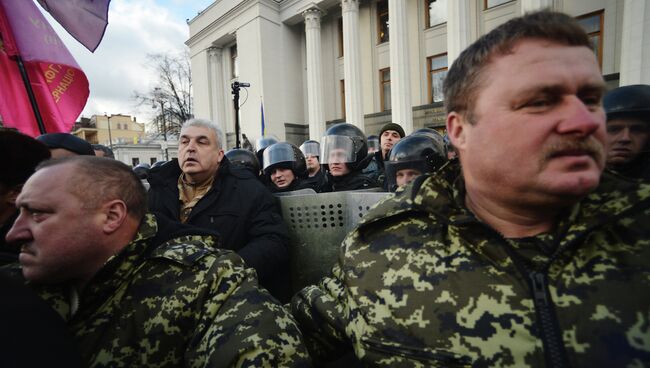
557;96;603;137
5;211;29;245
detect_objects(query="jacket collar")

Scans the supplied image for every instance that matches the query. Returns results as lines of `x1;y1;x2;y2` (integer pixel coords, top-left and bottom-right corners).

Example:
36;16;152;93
360;160;650;235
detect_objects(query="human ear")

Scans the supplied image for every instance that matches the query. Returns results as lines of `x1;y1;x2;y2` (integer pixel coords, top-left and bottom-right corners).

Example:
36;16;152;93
101;200;128;234
446;112;468;151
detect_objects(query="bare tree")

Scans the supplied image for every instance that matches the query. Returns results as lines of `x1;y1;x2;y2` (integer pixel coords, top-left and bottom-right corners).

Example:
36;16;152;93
133;51;192;137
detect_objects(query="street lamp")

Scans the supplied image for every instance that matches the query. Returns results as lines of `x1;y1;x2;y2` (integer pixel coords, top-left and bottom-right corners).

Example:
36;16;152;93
104;113;113;150
153;87;169;161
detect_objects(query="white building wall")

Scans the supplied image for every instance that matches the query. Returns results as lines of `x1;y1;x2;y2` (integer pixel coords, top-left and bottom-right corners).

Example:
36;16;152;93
187;0;643;141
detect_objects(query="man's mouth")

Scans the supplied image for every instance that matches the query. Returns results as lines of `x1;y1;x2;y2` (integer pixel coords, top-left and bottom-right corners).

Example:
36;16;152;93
185;157;198;164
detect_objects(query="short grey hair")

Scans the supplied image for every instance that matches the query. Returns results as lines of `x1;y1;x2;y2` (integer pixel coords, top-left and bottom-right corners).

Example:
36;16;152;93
181;118;225;149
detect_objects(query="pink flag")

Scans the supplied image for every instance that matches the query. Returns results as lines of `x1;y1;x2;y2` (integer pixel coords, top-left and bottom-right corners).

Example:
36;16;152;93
37;0;111;52
0;0;89;137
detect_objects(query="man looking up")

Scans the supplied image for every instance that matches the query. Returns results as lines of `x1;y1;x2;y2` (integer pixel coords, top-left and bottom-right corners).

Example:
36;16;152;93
3;156;309;367
147;119;290;300
292;10;650;367
603;84;650;180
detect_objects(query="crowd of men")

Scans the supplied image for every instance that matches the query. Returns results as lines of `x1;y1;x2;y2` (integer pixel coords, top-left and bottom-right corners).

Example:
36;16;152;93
1;10;649;368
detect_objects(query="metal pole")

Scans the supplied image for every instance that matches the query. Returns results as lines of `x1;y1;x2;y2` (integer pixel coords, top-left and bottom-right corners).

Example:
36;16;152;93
105;114;113;150
159;100;169;160
232;82;241;149
15;56;46;134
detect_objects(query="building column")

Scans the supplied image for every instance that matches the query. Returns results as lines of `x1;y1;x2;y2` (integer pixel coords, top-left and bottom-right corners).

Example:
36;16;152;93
520;0;554;13
207;47;228;138
620;0;650;85
447;0;472;66
388;0;413;133
341;0;364;130
303;8;326;140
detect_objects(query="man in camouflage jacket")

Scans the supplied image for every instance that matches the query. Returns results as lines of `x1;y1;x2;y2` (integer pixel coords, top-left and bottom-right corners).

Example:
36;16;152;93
292;11;650;367
3;157;310;367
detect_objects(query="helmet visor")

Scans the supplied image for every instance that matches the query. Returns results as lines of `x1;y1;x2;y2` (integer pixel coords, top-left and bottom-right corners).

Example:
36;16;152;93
263;143;295;170
321;135;357;164
300;141;320;157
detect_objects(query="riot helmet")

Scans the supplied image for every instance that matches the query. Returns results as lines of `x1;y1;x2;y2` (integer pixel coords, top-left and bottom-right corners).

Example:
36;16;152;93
367;135;380;154
384;135;446;191
321;123;369;172
299;140;320;158
133;163;151;180
226;148;261;176
263;142;307;179
604;84;650;121
255;135;279;164
151;160;167;169
412;128;447;157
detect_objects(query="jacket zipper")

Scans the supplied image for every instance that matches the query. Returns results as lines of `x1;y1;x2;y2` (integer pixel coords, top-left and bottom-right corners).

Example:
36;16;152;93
528;271;569;368
483;226;571;368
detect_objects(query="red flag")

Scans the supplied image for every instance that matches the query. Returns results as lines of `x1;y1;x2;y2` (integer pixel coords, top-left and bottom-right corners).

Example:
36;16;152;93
0;0;89;137
37;0;111;52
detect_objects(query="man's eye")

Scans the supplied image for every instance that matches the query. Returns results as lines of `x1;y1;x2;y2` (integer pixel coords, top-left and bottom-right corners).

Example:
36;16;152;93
31;211;47;221
527;99;551;108
607;126;623;134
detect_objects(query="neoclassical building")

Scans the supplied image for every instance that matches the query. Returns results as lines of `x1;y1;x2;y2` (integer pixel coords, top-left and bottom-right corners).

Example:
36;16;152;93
187;0;649;148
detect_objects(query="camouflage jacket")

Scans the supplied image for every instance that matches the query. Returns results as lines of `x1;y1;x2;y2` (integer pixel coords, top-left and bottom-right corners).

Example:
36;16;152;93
292;163;650;367
14;214;311;367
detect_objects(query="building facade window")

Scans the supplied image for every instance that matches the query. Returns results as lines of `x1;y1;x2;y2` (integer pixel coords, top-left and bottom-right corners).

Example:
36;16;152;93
338;18;344;57
150;157;157;165
340;80;346;119
230;44;238;78
484;0;514;9
132;158;140;166
425;0;447;28
427;53;448;103
576;10;604;68
380;68;391;111
377;0;389;44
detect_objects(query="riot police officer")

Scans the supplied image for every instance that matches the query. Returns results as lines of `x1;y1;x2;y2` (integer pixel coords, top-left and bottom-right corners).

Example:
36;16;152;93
604;84;650;180
263;142;309;193
320;123;377;192
384;134;447;191
299;140;326;192
226;148;261;177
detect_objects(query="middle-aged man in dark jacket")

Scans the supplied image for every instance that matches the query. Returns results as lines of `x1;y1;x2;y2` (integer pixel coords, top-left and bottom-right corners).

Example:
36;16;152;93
292;10;650;367
147;118;290;300
2;156;309;367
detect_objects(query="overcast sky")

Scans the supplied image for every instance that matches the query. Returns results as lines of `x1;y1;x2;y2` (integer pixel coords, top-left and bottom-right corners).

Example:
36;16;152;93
43;0;214;122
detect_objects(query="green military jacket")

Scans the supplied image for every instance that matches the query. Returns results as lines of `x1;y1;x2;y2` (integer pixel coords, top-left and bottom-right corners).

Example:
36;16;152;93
292;163;650;367
13;214;310;367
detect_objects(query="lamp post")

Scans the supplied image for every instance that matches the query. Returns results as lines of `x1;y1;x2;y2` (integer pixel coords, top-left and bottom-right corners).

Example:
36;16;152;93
153;87;169;161
104;113;113;150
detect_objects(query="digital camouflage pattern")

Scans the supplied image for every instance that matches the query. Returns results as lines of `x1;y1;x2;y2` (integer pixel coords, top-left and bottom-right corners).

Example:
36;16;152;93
7;214;311;367
292;162;650;367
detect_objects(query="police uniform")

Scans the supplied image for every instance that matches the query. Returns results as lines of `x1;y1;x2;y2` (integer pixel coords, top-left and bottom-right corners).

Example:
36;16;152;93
292;162;650;367
5;214;310;367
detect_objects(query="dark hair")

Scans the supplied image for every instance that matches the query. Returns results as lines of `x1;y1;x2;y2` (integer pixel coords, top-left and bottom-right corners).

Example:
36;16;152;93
0;128;51;189
36;157;147;221
443;10;592;119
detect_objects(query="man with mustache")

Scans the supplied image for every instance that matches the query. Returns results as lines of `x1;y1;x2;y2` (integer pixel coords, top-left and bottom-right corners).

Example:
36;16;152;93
147;119;290;301
604;84;650;180
292;10;650;367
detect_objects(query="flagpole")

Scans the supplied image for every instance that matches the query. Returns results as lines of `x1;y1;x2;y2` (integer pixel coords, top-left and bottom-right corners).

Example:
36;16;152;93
14;55;47;134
